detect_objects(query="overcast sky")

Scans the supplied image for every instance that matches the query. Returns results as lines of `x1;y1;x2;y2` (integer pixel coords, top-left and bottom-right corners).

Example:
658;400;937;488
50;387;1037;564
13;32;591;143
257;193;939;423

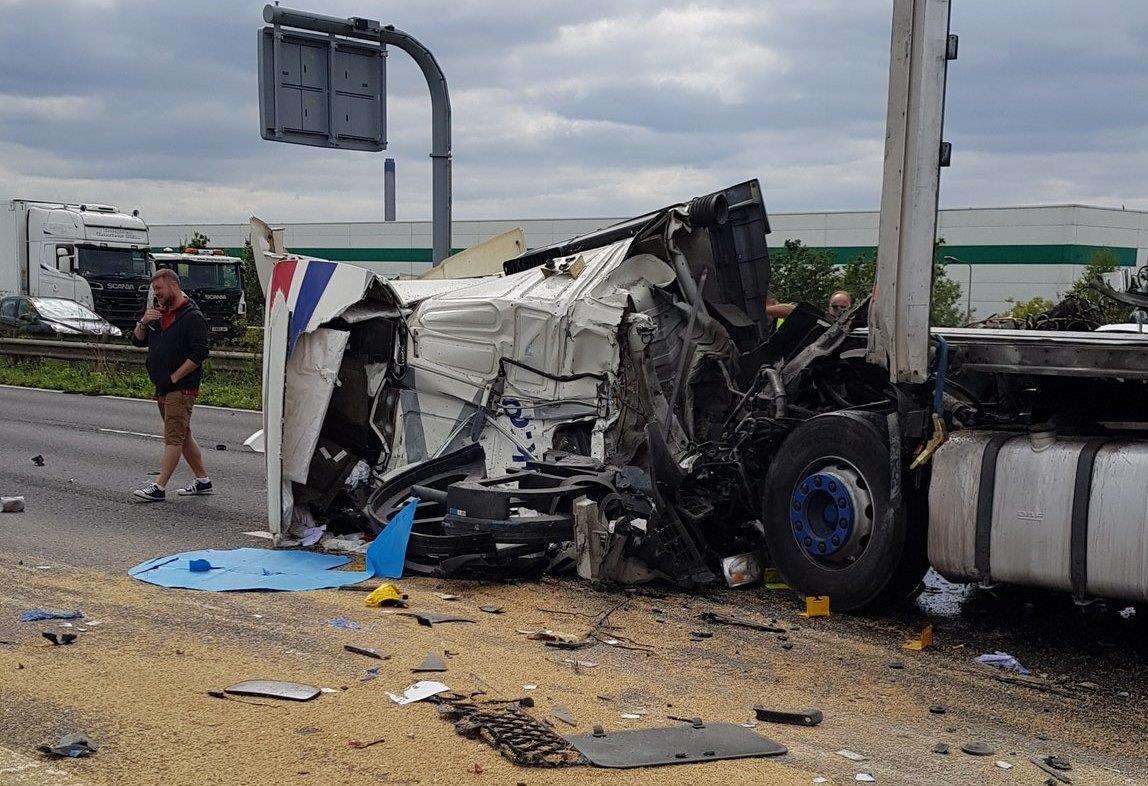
1;1;1145;224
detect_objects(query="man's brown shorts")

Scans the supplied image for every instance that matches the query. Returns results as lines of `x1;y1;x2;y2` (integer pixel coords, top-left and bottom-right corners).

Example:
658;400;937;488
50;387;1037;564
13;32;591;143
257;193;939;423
156;391;195;446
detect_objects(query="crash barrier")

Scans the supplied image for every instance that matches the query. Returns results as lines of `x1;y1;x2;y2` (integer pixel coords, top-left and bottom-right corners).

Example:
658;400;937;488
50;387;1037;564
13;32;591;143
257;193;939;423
0;338;259;372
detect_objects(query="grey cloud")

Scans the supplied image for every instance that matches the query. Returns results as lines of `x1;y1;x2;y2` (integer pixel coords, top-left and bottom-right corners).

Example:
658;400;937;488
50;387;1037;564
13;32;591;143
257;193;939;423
0;0;1145;224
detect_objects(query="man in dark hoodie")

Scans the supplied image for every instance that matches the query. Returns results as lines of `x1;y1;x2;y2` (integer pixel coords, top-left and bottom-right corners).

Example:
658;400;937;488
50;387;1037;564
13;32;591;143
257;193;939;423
130;268;214;502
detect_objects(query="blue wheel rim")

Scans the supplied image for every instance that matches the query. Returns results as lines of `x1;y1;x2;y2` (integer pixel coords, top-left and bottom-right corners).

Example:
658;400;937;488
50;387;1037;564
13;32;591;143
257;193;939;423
789;471;856;559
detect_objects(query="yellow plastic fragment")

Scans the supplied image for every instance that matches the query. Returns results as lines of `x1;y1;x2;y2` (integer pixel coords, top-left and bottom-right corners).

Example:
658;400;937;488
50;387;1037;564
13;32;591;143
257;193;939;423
799;596;830;618
903;624;934;651
364;582;405;608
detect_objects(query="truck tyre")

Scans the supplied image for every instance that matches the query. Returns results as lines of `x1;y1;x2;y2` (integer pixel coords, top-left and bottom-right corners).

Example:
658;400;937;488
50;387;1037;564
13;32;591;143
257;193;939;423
762;411;927;612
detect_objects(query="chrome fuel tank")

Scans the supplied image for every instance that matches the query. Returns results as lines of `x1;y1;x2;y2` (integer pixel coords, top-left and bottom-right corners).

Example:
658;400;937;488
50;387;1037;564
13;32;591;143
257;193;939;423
928;430;1148;602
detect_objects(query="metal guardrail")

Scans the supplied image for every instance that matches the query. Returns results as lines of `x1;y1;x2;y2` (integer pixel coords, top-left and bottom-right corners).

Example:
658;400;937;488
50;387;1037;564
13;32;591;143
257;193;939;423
0;338;259;372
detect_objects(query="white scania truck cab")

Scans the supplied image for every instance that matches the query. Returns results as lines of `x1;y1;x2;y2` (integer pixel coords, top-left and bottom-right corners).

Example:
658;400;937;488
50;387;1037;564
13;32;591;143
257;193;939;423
0;199;153;331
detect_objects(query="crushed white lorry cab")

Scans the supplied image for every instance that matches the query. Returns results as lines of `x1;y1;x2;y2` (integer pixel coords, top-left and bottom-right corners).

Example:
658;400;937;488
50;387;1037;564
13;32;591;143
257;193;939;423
256;167;1148;612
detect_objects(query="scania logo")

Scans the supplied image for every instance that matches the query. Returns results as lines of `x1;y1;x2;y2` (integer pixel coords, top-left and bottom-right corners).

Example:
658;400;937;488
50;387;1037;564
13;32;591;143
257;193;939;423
105;282;135;290
201;294;227;300
1016;508;1044;522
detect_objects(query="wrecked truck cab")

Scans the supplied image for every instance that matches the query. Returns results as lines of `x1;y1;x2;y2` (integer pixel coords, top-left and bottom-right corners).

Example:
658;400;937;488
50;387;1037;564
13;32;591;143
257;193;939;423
256;182;773;577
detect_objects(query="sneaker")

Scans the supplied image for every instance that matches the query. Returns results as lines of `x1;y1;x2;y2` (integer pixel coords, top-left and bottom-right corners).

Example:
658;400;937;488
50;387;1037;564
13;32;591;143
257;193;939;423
132;483;166;503
177;479;214;496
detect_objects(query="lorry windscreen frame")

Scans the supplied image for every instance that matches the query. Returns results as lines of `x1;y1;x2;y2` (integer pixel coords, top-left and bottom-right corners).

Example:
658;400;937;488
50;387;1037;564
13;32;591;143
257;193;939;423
172;261;242;290
77;247;150;279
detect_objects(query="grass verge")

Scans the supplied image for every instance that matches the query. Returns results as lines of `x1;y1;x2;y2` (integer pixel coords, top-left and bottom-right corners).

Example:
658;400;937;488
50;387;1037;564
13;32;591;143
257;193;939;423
0;357;261;410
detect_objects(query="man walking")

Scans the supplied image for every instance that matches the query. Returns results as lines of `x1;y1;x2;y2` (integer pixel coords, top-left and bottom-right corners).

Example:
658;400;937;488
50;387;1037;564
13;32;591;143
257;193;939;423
130;268;214;502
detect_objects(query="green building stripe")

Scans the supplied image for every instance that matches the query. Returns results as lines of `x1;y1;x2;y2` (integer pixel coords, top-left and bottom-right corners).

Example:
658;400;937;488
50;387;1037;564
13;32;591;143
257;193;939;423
169;243;1137;267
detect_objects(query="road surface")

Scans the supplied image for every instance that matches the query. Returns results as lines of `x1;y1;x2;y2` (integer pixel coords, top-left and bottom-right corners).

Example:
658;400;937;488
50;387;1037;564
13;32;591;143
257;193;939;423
0;386;262;567
0;386;1144;786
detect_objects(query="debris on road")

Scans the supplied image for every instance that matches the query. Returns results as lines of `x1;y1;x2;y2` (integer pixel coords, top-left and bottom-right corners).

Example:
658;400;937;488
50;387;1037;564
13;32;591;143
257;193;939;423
396;611;477;627
30;455;44;467
129;547;381;591
975;651;1030;675
799;596;830;618
1030;755;1073;783
933;742;950;755
836;750;868;762
412;651;448;673
697;611;787;633
41;631;77;646
1;496;25;513
344;644;386;660
961;740;996;756
551;704;576;727
347;737;385;749
479;604;504;614
438;696;585;767
566;720;787;768
224;680;321;702
20;608;83;622
387;680;450;706
903;624;934;651
363;582;408;608
328;617;361;630
37;733;97;759
752;706;823;727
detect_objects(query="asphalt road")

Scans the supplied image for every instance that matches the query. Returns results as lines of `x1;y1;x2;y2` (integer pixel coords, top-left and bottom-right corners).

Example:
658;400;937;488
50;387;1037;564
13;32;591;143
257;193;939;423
0;385;264;569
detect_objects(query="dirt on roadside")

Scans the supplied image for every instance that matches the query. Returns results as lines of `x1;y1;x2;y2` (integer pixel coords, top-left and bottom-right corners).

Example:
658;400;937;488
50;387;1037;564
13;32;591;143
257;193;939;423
0;558;1143;786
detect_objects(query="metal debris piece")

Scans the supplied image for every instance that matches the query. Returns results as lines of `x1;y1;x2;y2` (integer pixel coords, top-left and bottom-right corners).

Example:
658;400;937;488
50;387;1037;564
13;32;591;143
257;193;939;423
566;721;786;768
836;750;868;762
996;761;1013;769
438;698;585;767
1030;756;1072;784
800;596;830;618
387;680;450;705
1045;756;1072;771
328;617;361;630
855;775;875;783
753;706;823;727
344;644;386;660
887;661;905;670
396;611;477;627
1;496;25;513
348;737;385;749
21;609;83;623
479;604;504;614
523;629;592;649
413;651;448;673
435;593;460;601
42;631;77;646
551;705;577;726
224;680;321;702
37;733;97;759
31;455;44;467
961;740;996;756
929;704;947;714
933;742;950;755
696;611;786;633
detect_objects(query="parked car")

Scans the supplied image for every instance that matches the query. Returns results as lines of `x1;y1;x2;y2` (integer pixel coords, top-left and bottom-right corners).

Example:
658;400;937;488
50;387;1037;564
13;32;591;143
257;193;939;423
0;295;122;338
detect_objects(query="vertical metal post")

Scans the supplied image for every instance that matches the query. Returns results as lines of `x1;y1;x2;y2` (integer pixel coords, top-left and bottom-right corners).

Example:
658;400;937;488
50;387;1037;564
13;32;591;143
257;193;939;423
384;158;396;221
867;0;956;381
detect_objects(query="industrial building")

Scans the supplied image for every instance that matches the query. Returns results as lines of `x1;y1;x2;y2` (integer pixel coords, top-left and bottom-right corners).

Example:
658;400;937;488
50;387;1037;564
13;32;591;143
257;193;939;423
151;203;1148;319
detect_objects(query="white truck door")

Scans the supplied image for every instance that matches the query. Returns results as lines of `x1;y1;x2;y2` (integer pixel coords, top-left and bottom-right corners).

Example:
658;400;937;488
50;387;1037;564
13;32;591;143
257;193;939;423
37;242;77;301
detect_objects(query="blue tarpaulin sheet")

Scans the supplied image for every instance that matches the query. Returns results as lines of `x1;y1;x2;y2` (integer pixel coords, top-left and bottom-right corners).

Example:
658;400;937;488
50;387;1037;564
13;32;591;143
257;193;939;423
128;500;417;591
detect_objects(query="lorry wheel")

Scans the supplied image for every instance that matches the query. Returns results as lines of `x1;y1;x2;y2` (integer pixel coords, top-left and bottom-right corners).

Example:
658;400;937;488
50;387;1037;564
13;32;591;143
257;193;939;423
762;412;926;612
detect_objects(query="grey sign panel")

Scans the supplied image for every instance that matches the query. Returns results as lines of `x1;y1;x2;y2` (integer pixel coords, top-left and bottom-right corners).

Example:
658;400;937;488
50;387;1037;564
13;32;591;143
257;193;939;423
258;27;386;151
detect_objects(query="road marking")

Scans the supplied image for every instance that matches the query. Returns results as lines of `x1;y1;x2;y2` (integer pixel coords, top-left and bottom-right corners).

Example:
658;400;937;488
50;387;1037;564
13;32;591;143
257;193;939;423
99;428;163;440
0;385;257;414
0;384;62;393
0;746;87;784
